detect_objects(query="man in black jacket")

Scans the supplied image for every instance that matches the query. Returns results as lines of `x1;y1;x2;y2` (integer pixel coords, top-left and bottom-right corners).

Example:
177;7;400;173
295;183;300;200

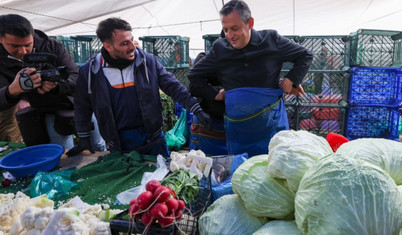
0;14;104;150
188;0;313;157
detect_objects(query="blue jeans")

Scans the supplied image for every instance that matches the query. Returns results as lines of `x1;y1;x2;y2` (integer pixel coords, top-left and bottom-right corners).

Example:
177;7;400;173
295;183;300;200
45;113;106;151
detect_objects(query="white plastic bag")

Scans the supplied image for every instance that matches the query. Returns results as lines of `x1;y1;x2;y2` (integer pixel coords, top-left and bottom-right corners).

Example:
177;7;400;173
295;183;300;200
116;155;169;204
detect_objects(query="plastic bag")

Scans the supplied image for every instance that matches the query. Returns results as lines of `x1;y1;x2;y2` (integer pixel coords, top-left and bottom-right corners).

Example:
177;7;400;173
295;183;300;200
30;168;77;199
211;153;248;201
165;109;189;151
116;155;169;204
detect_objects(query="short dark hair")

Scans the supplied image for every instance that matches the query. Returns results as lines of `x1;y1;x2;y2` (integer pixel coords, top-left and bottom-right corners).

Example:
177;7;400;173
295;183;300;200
96;17;132;42
0;14;34;38
219;0;251;24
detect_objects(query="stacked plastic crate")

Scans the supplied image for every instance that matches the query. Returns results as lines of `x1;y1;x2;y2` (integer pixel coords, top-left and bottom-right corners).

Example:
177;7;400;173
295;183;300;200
284;35;350;137
203;34;221;52
345;29;402;140
140;35;190;87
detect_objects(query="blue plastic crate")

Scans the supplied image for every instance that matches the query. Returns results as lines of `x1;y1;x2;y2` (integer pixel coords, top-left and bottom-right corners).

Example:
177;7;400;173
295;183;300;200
349;66;402;106
345;105;401;140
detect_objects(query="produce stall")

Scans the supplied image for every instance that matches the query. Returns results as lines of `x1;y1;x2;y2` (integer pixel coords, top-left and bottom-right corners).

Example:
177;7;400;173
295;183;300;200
0;143;213;234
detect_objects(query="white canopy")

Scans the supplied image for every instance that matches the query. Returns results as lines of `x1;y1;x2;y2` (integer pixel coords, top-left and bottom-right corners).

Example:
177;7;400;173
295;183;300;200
1;0;402;57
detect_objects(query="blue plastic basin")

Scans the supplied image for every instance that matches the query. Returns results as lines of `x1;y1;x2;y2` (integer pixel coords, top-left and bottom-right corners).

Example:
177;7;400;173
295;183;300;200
0;144;65;178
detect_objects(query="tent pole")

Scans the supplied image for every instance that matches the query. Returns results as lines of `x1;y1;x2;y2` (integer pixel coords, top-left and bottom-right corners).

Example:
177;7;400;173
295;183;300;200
293;0;295;35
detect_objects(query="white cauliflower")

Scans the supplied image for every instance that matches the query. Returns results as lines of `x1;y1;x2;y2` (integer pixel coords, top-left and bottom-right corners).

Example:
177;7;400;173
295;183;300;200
30;194;54;209
21;207;40;230
0;192;31;233
169;150;212;179
87;218;111;235
42;208;90;235
27;229;41;235
34;207;53;230
9;220;23;235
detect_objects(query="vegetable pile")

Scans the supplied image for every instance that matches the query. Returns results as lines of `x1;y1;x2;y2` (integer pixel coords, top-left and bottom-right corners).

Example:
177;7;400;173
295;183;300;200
128;179;186;231
198;130;402;235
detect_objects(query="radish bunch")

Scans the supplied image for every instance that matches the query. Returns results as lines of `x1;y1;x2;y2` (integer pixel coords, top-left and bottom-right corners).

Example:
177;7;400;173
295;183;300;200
129;179;186;229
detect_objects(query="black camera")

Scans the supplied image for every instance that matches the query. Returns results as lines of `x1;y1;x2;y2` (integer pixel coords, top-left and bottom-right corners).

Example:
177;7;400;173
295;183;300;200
22;53;68;83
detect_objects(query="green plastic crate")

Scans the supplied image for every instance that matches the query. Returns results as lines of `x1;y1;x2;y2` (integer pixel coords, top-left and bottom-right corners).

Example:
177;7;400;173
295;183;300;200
56;36;76;62
392;32;402;67
348;29;401;67
139;36;190;69
299;35;350;71
56;35;101;66
203;34;221;52
70;35;102;66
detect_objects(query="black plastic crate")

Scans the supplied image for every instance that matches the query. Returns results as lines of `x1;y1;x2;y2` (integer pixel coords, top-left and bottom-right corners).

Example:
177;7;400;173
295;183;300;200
349;66;402;106
110;175;212;235
296;105;346;137
140;36;190;69
392;32;402;67
348;29;401;67
299;35;350;71
297;72;349;105
203;34;221;52
345;105;402;140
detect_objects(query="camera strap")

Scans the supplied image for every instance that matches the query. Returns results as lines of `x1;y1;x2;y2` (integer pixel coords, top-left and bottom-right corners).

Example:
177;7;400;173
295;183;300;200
19;72;34;91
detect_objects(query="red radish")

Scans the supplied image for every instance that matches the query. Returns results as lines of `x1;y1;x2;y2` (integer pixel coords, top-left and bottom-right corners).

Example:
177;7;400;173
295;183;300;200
145;180;161;193
154;186;171;202
177;199;185;211
129;198;137;206
141;212;154;226
166;186;176;198
175;210;183;220
1;179;11;187
165;198;179;213
151;202;168;219
137;191;154;210
129;203;143;219
158;213;174;228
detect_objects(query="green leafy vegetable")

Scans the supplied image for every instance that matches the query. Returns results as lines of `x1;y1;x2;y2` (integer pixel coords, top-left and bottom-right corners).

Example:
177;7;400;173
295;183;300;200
161;169;200;204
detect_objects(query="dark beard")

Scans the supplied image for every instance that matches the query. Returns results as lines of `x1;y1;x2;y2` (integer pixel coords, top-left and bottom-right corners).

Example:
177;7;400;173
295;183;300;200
101;47;134;70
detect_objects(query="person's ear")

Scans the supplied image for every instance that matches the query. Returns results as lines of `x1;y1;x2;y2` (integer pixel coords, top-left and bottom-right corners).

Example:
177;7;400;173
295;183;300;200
248;17;254;29
103;41;112;53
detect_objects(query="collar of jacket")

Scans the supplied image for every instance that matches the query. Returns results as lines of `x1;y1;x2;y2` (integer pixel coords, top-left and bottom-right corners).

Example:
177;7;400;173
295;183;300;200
248;29;262;47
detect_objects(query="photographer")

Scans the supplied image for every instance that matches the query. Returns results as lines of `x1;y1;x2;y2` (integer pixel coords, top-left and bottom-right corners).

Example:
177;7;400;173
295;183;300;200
0;14;105;151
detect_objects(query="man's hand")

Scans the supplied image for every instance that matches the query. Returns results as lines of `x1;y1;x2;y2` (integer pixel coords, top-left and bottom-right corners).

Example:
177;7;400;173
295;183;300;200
195;110;213;130
8;68;42;95
37;81;58;95
214;89;225;101
280;78;305;97
66;137;94;156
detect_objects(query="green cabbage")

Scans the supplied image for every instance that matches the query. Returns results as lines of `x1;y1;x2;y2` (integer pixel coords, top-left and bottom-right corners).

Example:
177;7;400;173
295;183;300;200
295;153;402;235
267;130;333;192
232;154;295;219
336;138;402;185
253;221;301;235
198;194;268;235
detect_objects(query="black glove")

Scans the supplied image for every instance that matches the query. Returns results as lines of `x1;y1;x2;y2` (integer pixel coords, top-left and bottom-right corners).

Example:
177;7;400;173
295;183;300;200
66;137;94;156
195;110;213;130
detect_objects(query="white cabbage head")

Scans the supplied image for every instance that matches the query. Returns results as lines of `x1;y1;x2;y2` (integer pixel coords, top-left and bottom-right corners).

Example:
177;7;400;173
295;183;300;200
295;153;402;235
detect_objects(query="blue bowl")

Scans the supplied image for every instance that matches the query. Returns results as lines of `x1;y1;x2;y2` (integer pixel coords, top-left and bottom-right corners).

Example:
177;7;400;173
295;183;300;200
0;144;65;178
